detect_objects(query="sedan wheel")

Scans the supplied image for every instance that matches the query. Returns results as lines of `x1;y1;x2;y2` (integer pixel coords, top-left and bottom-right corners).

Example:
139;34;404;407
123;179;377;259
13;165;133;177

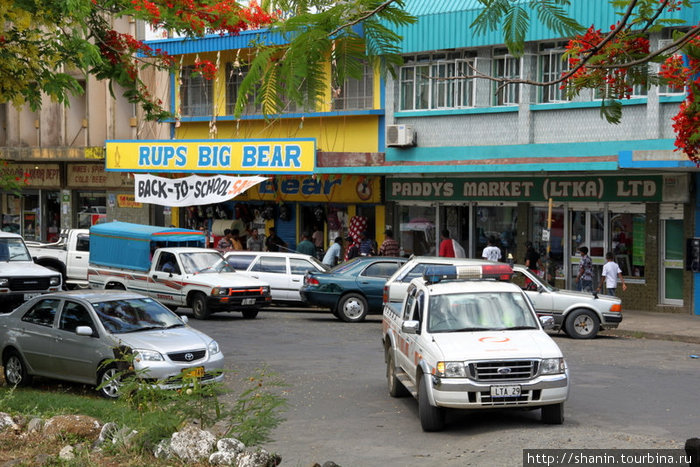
337;293;368;323
565;309;600;339
3;351;32;387
98;365;121;399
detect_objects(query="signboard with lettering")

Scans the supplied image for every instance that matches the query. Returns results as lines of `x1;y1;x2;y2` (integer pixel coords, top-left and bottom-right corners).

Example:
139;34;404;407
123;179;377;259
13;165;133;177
236;175;381;203
67;164;134;188
116;194;142;208
386;175;680;203
134;174;268;207
106;139;316;174
0;163;61;188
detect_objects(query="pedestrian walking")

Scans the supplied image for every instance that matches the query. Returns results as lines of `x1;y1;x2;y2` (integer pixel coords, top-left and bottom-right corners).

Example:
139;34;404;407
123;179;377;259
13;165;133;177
265;227;288;252
246;228;264;251
297;232;317;256
575;246;593;292
323;236;343;267
438;229;455;258
481;236;502;262
379;229;400;257
597;252;627;296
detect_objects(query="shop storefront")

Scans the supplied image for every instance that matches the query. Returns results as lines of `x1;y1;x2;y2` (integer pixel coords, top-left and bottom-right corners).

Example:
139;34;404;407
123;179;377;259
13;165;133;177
385;173;691;311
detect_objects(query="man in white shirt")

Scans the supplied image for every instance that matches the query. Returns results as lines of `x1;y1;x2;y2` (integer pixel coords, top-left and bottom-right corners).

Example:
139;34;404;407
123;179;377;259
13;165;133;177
481;236;502;262
322;236;343;267
597;252;627;296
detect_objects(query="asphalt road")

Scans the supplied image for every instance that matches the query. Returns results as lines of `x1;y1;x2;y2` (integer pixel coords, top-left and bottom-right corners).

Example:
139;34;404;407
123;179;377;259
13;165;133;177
188;307;699;467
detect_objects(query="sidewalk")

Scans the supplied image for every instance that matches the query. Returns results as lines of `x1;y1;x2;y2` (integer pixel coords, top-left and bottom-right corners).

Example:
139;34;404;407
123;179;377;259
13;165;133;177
603;309;700;345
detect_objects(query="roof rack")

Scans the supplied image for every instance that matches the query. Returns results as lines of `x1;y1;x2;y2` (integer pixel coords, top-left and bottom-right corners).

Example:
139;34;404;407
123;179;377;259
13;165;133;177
423;264;513;284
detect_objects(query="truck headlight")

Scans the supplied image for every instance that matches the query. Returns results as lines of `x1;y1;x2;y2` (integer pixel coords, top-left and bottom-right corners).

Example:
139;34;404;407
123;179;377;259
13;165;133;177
262;286;270;295
0;278;8;287
540;358;565;375
49;276;61;286
208;340;221;355
212;287;229;296
134;349;164;362
436;361;467;378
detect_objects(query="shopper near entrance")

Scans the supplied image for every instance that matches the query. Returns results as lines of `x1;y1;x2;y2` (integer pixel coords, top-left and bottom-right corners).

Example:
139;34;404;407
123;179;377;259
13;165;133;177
597;252;627;296
575;246;593;292
359;231;376;256
230;229;243;251
525;241;544;276
247;228;264;251
438;229;455;257
481;236;502;262
323;236;343;267
297;232;317;257
266;227;288;252
345;235;360;261
312;224;324;257
379;229;400;257
216;229;232;252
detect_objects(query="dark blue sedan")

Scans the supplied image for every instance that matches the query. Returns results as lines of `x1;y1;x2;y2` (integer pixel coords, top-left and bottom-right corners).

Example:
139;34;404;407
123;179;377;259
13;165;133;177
300;256;407;322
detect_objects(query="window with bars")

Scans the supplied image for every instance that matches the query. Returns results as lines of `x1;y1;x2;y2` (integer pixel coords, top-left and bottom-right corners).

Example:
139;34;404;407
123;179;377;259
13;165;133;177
539;44;570;103
226;63;262;115
398;54;475;110
331;63;374;111
180;65;213;117
493;51;520;106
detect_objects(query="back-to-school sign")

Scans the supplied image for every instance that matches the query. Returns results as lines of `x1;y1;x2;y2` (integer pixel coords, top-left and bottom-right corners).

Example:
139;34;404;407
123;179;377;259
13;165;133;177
134;174;268;207
106;139;316;174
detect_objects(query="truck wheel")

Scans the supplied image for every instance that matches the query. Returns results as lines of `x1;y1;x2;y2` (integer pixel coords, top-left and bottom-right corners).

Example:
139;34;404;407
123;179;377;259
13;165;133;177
564;309;599;339
418;374;444;432
97;364;121;399
191;293;210;320
106;282;126;290
386;348;409;398
541;402;565;424
3;350;32;387
337;293;368;323
241;308;259;319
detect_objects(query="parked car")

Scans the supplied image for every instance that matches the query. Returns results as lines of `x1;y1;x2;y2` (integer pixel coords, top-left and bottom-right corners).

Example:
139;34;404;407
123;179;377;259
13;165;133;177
26;228;90;289
384;256;622;339
0;290;224;398
224;251;328;304
300;256;407;322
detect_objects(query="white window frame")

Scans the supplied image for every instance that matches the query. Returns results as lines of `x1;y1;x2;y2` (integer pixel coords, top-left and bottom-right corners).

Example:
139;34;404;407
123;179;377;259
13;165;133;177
493;53;521;106
540;46;570;103
331;62;374;111
398;56;475;111
180;65;213;117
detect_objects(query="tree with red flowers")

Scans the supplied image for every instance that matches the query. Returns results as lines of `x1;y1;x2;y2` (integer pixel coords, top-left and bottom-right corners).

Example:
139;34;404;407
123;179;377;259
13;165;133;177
469;0;700;163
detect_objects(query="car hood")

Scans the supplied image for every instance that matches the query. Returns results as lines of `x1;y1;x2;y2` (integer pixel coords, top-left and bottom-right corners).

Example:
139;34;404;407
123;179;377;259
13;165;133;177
113;326;212;352
0;261;59;277
431;330;563;361
547;288;621;303
182;272;268;288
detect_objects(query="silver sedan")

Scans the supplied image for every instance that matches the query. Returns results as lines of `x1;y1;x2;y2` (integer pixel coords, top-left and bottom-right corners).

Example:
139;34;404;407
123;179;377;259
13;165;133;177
0;290;224;398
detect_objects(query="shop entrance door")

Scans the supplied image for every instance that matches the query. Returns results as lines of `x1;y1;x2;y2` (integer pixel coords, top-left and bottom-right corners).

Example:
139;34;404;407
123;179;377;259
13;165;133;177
660;219;684;305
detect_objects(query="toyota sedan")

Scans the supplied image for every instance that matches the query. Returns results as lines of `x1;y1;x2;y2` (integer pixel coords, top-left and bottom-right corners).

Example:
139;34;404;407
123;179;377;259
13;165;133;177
0;290;224;398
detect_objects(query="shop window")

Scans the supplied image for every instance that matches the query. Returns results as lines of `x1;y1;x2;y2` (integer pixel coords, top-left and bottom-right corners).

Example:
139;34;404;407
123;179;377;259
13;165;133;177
332;61;374;111
475;206;517;261
2;194;21;234
610;212;645;277
399;205;435;256
77;192;106;228
181;64;213;117
493;49;520;106
531;206;565;285
22;193;39;241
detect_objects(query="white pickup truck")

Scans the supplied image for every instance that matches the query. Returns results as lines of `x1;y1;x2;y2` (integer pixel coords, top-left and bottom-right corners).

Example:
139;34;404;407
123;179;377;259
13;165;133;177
0;232;63;309
382;264;569;431
26;229;90;288
87;222;271;319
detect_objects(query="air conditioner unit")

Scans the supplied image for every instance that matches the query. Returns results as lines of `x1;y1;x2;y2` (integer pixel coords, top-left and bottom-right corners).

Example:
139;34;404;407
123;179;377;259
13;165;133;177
386;124;416;147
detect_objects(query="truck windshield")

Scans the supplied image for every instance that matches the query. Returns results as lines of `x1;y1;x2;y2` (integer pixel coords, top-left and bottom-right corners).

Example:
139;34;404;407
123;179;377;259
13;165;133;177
92;297;183;334
0;238;32;262
427;292;538;333
180;251;234;274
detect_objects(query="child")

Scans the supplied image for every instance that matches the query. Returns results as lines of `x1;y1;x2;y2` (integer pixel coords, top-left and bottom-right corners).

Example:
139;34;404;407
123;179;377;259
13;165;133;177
597;252;627;296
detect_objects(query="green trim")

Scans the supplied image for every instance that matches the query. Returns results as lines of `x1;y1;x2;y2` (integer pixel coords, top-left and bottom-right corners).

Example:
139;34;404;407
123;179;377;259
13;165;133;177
396;106;519;118
659;94;686;103
531;98;647;112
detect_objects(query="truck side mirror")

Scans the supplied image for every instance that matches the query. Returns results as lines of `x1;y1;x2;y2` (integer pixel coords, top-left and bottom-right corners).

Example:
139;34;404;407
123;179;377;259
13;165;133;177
539;315;555;330
402;320;420;334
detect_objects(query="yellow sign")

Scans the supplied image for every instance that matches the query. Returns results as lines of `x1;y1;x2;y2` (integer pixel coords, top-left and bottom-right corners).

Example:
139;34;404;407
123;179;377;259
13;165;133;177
106;139;316;174
239;175;381;203
117;194;142;208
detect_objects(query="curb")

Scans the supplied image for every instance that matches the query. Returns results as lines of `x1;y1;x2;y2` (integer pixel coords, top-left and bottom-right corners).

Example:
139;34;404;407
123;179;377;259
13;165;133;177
604;329;700;346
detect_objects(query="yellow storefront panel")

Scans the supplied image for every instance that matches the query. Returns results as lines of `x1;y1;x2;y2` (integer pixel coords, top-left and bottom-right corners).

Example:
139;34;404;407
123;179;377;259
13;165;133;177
105;139;315;174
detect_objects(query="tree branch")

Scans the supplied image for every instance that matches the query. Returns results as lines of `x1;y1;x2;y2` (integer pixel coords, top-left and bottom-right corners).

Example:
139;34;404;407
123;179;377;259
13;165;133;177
327;0;400;37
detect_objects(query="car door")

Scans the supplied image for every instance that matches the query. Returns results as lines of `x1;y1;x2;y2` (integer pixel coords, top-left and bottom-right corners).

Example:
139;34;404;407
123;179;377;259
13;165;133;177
248;256;288;301
512;267;554;316
289;257;321;301
148;251;186;306
66;232;90;281
17;298;62;376
55;299;105;383
357;260;406;311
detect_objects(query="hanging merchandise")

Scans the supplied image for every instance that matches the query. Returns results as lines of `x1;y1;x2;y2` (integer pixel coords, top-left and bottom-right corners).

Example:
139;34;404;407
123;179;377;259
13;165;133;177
279;203;292;221
348;216;368;242
313;204;325;223
327;207;341;231
262;203;276;220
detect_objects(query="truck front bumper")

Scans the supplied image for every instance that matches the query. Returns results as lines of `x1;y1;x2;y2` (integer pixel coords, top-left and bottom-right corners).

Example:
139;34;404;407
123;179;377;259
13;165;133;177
429;370;569;409
207;294;271;310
